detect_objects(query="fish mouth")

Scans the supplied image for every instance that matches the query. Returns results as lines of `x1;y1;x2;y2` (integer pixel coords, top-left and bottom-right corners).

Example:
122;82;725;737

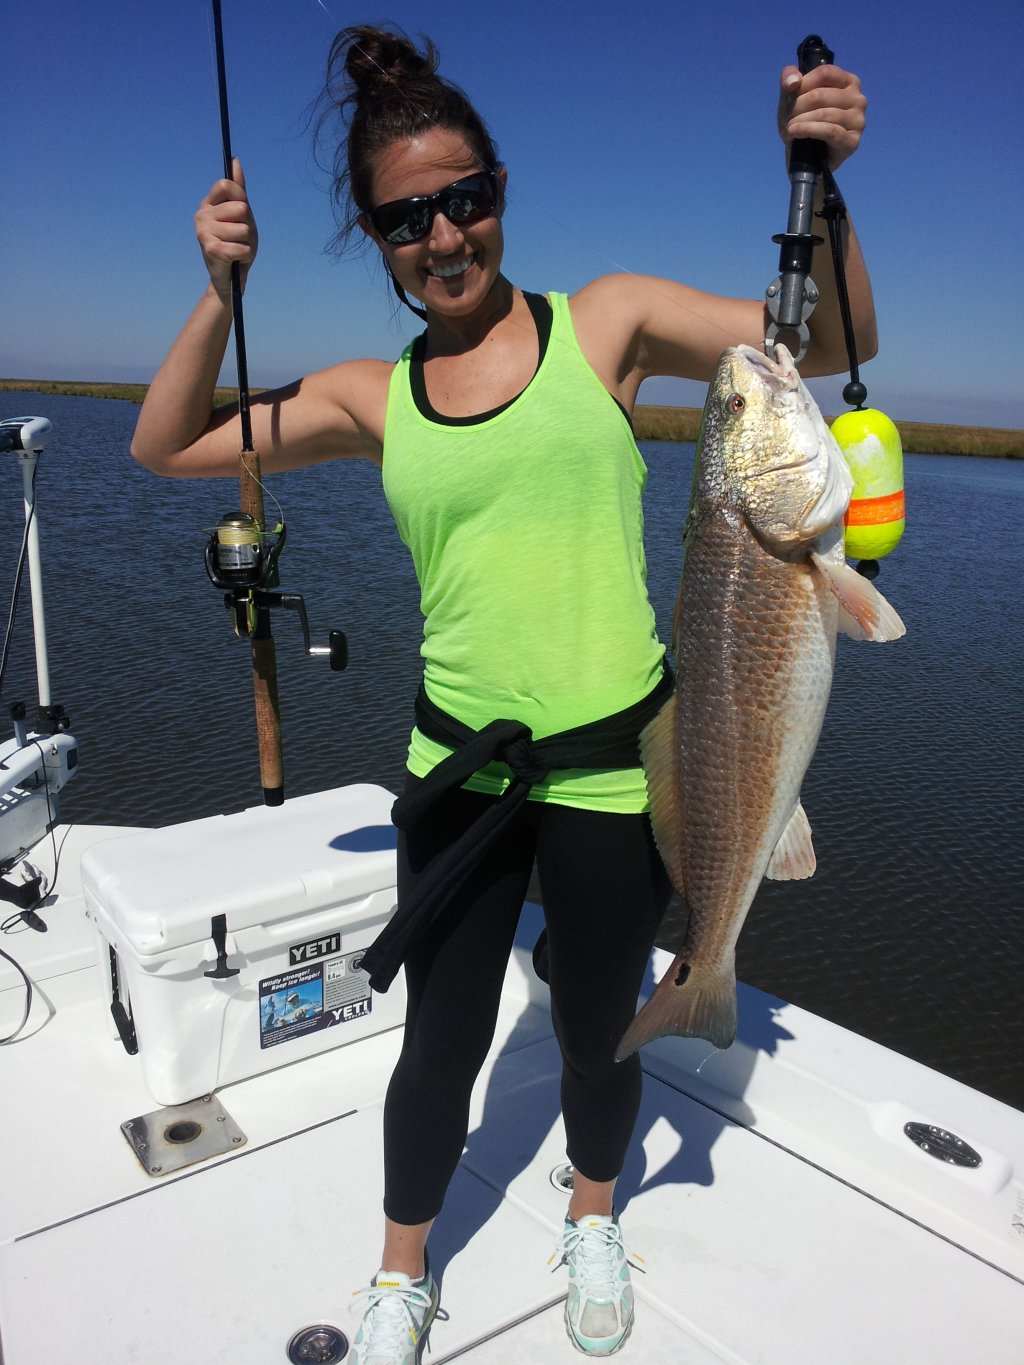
733;343;800;392
750;454;817;480
732;344;825;482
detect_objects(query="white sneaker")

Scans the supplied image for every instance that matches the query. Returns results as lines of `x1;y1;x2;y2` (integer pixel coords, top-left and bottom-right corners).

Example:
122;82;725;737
350;1268;439;1365
551;1214;636;1356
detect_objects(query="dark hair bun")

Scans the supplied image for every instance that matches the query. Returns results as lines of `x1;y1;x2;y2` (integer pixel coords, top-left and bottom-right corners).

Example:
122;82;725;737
316;21;500;283
343;26;438;96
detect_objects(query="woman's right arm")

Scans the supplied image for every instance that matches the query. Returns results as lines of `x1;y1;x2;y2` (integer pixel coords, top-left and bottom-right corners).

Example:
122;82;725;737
131;162;389;478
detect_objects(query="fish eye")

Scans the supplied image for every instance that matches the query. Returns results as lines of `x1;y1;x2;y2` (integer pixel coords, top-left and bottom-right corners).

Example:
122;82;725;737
724;393;746;414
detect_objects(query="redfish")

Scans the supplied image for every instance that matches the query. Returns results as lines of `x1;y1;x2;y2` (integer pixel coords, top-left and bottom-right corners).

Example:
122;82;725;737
617;344;904;1058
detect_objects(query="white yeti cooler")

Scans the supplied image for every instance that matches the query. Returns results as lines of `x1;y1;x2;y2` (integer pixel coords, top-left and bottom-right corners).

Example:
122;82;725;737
81;784;405;1106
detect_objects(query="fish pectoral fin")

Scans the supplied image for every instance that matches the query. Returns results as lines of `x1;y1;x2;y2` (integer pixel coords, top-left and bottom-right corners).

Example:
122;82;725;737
766;801;816;880
811;551;907;642
640;695;686;893
837;605;869;641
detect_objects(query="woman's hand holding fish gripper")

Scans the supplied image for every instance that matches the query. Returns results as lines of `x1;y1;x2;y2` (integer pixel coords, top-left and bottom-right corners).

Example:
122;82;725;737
777;63;867;171
194;157;259;301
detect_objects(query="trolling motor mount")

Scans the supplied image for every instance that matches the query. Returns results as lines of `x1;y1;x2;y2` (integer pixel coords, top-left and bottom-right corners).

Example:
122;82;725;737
205;512;348;670
1;415;80;877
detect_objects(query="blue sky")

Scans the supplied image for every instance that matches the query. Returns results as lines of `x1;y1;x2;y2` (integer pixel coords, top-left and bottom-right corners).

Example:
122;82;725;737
4;0;1022;428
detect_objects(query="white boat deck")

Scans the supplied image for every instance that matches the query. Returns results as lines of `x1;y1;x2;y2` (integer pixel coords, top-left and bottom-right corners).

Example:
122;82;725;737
2;819;1023;1364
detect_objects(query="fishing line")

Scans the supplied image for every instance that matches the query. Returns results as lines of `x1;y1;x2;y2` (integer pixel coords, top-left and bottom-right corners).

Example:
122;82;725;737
239;451;286;531
694;1046;720;1076
311;0;449;133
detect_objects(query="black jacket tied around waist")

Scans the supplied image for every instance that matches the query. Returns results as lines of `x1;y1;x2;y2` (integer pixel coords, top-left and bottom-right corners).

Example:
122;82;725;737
361;664;673;992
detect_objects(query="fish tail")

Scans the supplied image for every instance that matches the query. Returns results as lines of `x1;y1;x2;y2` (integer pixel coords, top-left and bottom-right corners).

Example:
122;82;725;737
614;957;738;1060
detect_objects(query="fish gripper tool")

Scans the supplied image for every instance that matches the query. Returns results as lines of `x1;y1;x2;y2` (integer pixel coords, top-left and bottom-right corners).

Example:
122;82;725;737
765;34;834;362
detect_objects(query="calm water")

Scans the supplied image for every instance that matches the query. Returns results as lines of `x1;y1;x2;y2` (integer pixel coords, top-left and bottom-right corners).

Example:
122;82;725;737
2;393;1022;1110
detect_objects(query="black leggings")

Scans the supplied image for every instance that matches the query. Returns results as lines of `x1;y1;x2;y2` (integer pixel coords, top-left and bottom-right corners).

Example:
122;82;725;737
383;778;671;1226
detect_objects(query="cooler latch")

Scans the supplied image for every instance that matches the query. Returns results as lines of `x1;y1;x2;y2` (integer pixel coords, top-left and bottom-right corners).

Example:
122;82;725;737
203;913;240;980
109;946;139;1055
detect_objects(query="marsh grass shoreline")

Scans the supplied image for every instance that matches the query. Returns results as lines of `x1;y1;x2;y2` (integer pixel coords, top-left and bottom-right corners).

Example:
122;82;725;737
633;403;1023;458
2;378;1021;458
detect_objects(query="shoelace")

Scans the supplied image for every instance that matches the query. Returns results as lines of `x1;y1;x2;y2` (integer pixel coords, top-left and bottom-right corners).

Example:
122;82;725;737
548;1221;645;1294
351;1279;435;1358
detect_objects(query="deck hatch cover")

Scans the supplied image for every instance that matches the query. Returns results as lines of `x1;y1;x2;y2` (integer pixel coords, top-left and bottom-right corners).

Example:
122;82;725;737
904;1122;982;1168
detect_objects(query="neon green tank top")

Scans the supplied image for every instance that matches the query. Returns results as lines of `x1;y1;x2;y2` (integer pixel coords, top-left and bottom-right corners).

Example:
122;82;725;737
382;291;665;813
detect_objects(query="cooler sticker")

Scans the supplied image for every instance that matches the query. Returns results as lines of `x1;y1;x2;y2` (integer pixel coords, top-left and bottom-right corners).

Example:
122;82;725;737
259;951;371;1050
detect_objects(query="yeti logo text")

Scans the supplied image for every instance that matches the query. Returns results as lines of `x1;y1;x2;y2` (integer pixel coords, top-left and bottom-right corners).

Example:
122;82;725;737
332;1000;370;1023
289;933;342;965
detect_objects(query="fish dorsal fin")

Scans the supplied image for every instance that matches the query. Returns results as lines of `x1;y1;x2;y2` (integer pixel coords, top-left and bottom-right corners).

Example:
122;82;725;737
766;802;816;881
640;695;687;895
810;552;907;642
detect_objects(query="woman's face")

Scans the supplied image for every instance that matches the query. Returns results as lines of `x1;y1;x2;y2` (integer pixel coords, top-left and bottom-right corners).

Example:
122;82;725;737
364;126;506;319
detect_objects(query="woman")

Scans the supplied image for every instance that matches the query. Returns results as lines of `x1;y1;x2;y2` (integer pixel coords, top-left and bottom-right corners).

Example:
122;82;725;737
132;25;874;1362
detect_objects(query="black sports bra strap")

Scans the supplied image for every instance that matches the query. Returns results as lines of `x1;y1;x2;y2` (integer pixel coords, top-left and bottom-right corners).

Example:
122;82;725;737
409;292;553;426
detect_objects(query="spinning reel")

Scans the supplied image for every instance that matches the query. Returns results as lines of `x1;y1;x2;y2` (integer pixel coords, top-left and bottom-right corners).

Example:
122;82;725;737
205;512;348;671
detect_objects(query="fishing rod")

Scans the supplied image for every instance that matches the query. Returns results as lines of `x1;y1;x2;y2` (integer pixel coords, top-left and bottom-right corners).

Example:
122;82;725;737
207;0;284;807
765;35;905;576
205;0;348;807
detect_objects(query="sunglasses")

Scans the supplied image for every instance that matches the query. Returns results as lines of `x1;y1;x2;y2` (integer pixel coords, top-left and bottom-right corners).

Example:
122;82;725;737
369;171;499;245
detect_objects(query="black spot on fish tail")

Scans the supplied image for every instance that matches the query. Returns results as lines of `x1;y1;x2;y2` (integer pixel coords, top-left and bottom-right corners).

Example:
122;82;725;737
615;958;738;1059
